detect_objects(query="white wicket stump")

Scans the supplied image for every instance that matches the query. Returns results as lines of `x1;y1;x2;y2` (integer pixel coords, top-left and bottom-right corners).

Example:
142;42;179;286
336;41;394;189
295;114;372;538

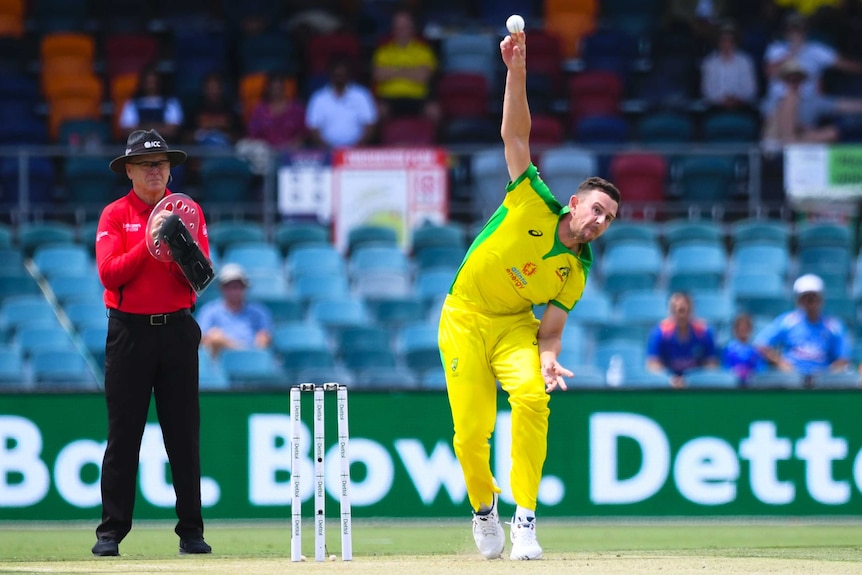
290;382;353;562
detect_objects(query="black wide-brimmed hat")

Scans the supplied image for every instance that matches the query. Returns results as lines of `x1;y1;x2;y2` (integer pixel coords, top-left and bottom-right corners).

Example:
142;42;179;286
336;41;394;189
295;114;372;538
109;129;188;174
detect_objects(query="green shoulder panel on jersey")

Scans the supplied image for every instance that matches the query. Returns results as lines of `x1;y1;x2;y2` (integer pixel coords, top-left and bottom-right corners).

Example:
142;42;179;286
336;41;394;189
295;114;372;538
506;163;563;214
447;204;509;295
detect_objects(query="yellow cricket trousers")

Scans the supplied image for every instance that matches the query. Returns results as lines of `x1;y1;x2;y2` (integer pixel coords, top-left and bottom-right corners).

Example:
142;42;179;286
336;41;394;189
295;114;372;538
438;295;550;512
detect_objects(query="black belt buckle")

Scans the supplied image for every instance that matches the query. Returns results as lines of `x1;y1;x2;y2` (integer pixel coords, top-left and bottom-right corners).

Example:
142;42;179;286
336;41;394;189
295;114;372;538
150;313;168;326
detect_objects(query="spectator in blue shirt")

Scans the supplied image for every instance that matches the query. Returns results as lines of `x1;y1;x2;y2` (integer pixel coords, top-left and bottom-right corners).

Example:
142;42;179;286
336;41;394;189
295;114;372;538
197;263;273;358
754;273;850;377
646;292;719;388
722;312;764;386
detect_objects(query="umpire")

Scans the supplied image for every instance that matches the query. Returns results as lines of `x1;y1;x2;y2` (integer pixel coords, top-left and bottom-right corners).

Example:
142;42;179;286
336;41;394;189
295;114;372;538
92;129;212;556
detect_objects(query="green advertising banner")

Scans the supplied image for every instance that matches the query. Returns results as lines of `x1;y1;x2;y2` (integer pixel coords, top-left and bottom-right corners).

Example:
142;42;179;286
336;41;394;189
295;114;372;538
2;389;862;521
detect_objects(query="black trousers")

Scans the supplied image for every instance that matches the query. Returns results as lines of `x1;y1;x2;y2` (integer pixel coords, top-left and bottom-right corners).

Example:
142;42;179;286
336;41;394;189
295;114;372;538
96;312;203;542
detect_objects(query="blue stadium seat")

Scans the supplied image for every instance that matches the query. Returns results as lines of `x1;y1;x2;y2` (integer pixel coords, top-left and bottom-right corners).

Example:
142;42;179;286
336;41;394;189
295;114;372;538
601;242;662;298
414;246;464;272
222;242;282;274
798;246;851;281
347;225;398;253
17;222;76;258
619;371;672;388
795;222;852;250
593;339;646;376
353;366;420;390
420;366;447;390
238;31;297;75
676;156;736;204
573;115;629;144
15;324;74;359
809;371;860;389
272;322;329;355
0;346;25;388
337;325;391;358
350;245;410;275
367;296;425;330
198;157;255;206
245;269;290;301
207;221;266;257
33;244;91;278
730;219;791;249
691;291;735;331
220;348;286;389
343;348;398;374
0;157;54;208
411;223;466;256
0;295;57;337
441;32;498;88
702;112;759;143
198;349;229;390
730;244;790;277
400;323;440;377
293;274;350;305
683;368;739;389
274;222;330;256
667;243;727;292
662;219;724;249
566;364;607;388
415;269;455;308
598;221;660;248
580;28;638;78
568;290;613;326
286;245;346;280
80;324;107;368
63;157;119;206
747;369;805;389
308;297;368;333
637;111;695;144
31;349;95;390
261;296;304;324
616;290;669;328
471;147;509;221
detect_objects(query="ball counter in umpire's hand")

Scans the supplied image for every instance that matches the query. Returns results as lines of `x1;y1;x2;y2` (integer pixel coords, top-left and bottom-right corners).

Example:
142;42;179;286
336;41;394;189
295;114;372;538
91;129;213;558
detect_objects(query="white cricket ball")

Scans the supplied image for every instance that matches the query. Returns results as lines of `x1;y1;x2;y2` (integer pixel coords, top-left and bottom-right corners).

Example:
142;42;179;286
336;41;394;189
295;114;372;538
329;554;337;561
506;14;525;34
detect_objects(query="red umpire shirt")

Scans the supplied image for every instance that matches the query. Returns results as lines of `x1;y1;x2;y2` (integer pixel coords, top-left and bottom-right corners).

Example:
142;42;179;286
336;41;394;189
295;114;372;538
96;189;210;313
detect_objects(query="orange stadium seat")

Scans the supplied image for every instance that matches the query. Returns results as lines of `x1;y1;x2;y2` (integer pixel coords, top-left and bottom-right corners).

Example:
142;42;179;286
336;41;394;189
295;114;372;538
545;0;597;19
40;57;95;95
110;72;139;138
0;0;24;38
43;73;102;103
543;7;596;58
40;32;95;63
48;97;102;141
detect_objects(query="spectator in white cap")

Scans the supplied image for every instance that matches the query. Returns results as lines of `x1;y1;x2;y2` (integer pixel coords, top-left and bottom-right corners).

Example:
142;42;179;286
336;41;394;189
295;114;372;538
196;263;273;358
753;273;850;377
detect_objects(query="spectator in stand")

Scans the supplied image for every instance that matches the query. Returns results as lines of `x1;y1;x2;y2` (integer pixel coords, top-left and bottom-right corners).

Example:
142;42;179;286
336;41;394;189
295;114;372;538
763;12;862;101
701;22;759;113
754;273;850;379
306;57;378;149
183;72;242;147
761;58;862;147
118;64;184;141
722;312;764;386
646;292;719;388
371;8;440;123
197;263;273;358
246;72;308;150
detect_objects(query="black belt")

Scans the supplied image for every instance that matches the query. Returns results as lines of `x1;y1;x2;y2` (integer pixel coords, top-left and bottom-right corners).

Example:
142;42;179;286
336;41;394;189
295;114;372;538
108;308;191;326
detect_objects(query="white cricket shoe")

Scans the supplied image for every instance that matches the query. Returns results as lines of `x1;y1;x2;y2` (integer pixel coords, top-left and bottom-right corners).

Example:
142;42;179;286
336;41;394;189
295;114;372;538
472;493;505;559
509;514;542;560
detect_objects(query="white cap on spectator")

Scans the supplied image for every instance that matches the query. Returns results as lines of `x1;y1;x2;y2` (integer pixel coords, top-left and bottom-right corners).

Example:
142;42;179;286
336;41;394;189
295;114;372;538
793;274;823;296
219;263;249;286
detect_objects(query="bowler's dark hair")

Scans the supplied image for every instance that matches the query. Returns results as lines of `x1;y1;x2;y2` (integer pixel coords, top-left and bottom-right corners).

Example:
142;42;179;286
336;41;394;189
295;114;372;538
577;176;621;205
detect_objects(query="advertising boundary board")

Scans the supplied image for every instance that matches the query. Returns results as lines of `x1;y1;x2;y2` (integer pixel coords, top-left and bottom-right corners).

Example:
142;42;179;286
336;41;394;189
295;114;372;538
3;390;862;520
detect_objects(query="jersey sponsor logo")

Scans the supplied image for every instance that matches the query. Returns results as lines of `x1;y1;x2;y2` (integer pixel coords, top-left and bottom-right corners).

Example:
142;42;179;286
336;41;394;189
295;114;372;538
523;262;537;276
528;229;543;237
96;231;109;242
506;266;528;289
123;223;142;233
555;267;570;282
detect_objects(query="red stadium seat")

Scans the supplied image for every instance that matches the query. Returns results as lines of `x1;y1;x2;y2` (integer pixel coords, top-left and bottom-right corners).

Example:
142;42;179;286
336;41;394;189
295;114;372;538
380;116;437;147
525;29;564;97
609;152;667;216
529;114;564;146
437;72;489;120
567;71;622;126
104;34;159;78
306;31;362;76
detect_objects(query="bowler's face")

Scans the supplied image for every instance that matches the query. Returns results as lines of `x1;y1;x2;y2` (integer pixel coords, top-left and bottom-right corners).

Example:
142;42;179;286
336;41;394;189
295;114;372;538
568;189;617;244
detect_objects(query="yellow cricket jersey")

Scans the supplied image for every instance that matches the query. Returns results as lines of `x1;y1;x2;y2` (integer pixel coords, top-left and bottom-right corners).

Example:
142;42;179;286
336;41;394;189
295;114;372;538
372;39;437;99
449;163;593;315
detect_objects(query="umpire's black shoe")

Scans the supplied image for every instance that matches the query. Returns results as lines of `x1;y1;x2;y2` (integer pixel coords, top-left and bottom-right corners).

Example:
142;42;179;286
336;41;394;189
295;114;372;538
179;537;212;555
92;537;119;556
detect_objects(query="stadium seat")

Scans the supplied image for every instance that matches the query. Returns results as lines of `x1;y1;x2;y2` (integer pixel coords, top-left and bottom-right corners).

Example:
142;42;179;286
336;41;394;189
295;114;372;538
272;322;329;355
0;156;54;207
293;274;350;305
295;365;354;386
0;346;25;388
568;290;612;326
747;369;805;389
337;325;390;356
608;152;667;212
415;269;455;308
0;295;58;336
620;371;672;388
15;324;73;358
795;222;852;250
0;273;40;302
48;273;103;304
567;71;623;127
0;0;23;38
731;244;790;277
32;1;88;33
260;296;303;324
220;349;286;389
31;348;94;389
33;243;91;278
538;147;597;206
798;246;852;280
285;245;345;280
342;348;398;374
400;322;440;376
471;147;508;220
573;115;629;144
529;114;565;145
437;71;490;121
207;221;266;257
353;366;420;390
80;323;107;368
222;243;282;274
198;349;229;390
368;296;425;330
104;33;159;79
691;291;734;331
637;111;695;144
616;290;669;328
198;157;255;206
274;222;330;256
593;339;646;377
380;116;437;147
564;364;606;388
308;297;368;333
245;270;290;301
305;31;361;77
730;219;791;249
64;300;107;332
601;242;662;298
676;156;737;204
579;28;638;78
702;111;759;143
411;222;465;256
601;0;662;38
238;30;297;75
809;371;860;389
667;243;727;291
598;221;660;247
441;33;498;88
420;366;447;389
347;225;398;253
683;368;738;389
58;118;111;147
